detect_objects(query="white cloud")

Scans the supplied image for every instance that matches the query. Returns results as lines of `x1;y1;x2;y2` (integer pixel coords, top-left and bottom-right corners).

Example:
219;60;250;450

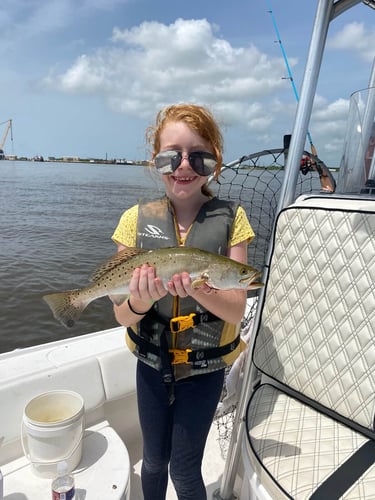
313;97;349;122
0;0;128;43
310;97;350;163
0;1;71;39
44;52;115;93
329;22;375;62
8;9;371;166
43;18;288;129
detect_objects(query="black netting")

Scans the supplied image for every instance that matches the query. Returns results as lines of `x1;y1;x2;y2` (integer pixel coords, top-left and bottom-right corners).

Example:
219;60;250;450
211;148;336;457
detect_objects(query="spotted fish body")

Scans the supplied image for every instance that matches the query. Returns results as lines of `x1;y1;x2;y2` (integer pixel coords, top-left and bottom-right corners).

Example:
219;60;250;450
43;247;263;328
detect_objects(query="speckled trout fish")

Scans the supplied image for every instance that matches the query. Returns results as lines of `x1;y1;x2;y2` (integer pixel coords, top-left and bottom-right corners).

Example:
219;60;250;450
43;247;263;328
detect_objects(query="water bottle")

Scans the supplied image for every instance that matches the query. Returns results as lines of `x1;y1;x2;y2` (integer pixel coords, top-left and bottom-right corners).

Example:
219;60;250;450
51;461;75;500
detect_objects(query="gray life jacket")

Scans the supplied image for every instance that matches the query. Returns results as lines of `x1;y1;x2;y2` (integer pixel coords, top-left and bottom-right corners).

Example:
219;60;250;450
126;196;242;381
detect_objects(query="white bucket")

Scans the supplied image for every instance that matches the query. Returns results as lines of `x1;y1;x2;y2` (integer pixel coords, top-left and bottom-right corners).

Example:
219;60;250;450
22;390;85;478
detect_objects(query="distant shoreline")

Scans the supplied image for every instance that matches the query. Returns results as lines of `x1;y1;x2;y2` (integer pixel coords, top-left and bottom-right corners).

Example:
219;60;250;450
0;156;149;166
0;156;340;171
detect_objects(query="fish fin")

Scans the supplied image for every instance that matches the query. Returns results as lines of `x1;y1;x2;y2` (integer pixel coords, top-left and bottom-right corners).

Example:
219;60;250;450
246;282;264;290
91;247;148;282
191;271;211;289
109;294;129;306
43;289;89;328
191;278;209;288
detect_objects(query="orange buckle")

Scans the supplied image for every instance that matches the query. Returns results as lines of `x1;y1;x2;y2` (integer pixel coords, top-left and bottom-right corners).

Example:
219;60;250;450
169;348;192;365
170;313;196;334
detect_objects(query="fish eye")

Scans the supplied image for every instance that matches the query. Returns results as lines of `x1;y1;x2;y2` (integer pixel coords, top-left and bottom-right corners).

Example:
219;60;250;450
240;267;248;275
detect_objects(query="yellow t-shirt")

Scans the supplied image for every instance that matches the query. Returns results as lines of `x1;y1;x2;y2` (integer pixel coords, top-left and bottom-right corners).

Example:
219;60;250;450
112;204;254;248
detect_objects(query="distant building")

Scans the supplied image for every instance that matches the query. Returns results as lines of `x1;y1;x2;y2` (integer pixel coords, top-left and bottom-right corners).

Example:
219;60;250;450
62;156;80;162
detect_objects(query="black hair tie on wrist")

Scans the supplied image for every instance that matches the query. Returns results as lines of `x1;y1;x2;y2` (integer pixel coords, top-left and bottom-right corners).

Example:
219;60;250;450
127;298;149;316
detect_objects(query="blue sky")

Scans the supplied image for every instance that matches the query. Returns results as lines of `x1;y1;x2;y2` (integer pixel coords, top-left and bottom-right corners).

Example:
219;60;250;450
0;0;374;166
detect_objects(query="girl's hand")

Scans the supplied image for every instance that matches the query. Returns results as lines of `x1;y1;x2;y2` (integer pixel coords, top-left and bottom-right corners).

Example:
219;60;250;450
129;264;168;303
167;272;191;298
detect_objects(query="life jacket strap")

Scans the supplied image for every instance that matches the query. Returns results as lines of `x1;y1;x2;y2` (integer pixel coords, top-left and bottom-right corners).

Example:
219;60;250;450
169;311;219;333
145;308;220;334
127;327;240;367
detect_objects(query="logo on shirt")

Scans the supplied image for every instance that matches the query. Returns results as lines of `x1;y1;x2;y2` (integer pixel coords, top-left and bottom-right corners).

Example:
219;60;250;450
138;225;170;240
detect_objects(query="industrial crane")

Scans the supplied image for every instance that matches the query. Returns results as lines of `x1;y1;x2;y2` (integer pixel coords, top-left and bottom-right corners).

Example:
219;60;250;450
0;119;13;159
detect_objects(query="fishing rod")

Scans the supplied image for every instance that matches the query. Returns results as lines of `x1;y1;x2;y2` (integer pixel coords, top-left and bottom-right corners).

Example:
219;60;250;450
265;0;336;192
265;0;317;157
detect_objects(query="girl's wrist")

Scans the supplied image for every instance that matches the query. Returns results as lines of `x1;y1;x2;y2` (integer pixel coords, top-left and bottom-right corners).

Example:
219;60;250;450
127;297;154;315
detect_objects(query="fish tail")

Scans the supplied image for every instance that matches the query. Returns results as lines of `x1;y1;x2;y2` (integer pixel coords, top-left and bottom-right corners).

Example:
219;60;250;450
43;289;90;328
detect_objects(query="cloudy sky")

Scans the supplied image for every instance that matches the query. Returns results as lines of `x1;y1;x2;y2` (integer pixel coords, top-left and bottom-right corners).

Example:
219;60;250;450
1;0;374;166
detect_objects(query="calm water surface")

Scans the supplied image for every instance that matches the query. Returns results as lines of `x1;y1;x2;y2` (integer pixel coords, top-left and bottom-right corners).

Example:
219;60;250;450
0;161;165;353
0;160;328;353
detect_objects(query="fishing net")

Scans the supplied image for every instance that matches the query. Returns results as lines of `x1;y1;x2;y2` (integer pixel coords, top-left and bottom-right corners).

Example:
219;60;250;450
210;148;337;458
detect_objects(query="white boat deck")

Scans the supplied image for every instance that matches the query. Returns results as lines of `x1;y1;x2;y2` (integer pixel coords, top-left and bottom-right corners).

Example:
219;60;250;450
0;327;228;499
1;421;225;499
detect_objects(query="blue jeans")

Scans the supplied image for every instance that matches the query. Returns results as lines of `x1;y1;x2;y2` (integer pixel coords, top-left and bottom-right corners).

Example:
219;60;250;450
136;360;225;500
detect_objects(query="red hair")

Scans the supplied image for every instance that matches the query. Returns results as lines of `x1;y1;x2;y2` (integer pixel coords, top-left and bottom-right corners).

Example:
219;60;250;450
146;103;223;181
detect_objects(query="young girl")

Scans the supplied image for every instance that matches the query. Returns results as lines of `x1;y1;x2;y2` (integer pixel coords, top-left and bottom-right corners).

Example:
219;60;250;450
112;103;254;500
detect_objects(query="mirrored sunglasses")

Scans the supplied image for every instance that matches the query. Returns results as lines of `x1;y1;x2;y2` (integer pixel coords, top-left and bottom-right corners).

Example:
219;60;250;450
154;150;217;176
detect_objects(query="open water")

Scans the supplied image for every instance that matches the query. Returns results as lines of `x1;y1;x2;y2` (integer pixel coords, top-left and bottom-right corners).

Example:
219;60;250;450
0;159;330;354
0;160;166;353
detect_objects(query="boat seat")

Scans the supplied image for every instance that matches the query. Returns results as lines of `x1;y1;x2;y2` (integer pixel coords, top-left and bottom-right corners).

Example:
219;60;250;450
244;197;375;499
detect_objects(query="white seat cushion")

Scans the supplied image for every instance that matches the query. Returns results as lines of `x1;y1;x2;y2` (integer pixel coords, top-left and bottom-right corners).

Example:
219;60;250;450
246;385;375;499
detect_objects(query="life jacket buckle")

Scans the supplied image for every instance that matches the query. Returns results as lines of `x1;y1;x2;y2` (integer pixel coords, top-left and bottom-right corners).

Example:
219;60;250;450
170;313;196;333
169;348;192;365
